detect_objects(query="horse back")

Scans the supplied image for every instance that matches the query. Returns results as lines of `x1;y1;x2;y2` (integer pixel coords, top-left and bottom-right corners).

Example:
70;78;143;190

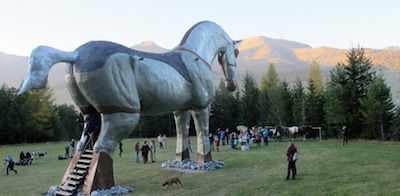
74;41;191;82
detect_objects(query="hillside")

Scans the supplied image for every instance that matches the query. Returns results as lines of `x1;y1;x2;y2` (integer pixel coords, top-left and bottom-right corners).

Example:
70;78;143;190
295;47;400;69
1;37;399;105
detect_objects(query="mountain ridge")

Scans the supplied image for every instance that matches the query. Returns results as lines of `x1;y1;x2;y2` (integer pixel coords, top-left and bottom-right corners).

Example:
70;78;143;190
1;36;399;105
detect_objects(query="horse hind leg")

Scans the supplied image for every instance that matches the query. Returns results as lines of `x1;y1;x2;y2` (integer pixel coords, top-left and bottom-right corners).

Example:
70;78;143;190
65;63;97;151
94;113;140;158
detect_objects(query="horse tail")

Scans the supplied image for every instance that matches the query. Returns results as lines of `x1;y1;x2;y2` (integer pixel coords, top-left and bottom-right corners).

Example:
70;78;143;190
18;46;79;95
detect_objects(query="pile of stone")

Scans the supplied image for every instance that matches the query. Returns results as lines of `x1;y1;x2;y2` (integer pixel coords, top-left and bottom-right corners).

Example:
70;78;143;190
78;185;133;196
47;184;133;196
161;159;225;171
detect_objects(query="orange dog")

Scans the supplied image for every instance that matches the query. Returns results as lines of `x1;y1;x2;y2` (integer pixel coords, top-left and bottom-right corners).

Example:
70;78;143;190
162;176;183;190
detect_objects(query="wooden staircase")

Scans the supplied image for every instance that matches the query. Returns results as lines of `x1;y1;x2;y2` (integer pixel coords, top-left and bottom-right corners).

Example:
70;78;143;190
56;147;94;196
55;135;115;196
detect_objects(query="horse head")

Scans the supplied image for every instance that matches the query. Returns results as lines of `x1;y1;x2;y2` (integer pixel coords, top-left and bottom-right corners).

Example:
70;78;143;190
177;21;239;92
218;40;240;91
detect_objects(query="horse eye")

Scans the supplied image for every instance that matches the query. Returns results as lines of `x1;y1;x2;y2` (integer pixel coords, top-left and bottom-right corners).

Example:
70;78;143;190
234;49;239;58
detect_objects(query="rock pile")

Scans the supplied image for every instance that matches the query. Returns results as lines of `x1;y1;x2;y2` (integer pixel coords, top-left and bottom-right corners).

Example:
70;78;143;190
47;184;133;196
161;159;225;171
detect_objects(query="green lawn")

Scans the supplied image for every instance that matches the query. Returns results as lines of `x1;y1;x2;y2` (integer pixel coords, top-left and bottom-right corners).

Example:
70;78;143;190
1;138;399;196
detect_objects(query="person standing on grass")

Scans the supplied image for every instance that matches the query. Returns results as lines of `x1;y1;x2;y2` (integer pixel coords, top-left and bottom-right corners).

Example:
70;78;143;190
141;141;150;164
219;129;225;146
65;142;70;159
149;140;156;162
285;141;297;180
209;133;215;151
262;128;269;146
342;126;348;145
215;136;220;152
70;139;76;156
158;134;164;149
162;134;167;149
134;141;140;163
230;132;235;149
4;155;17;175
119;141;123;157
225;128;230;145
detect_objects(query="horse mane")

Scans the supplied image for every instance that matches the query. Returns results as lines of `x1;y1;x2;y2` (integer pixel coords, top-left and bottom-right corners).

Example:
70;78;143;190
178;21;210;46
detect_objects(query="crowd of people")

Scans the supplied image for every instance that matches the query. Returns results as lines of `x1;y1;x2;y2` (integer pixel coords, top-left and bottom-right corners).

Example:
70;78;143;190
212;126;300;181
135;136;166;164
5;123;320;182
213;126;277;150
18;151;33;165
157;134;167;149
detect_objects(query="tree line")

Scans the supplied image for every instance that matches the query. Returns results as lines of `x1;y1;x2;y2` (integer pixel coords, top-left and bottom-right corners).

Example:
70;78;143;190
0;86;82;144
1;47;399;144
210;46;400;141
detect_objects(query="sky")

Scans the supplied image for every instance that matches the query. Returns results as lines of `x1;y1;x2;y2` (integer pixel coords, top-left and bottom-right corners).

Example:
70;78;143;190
1;0;399;56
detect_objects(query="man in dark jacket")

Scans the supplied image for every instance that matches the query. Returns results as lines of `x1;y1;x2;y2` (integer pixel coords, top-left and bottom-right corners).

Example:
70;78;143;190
286;141;297;180
140;141;151;164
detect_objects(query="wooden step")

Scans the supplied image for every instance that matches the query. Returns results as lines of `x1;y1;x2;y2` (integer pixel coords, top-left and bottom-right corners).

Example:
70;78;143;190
78;159;91;164
55;190;73;196
64;179;78;186
76;164;90;169
81;154;93;158
68;174;84;180
84;149;94;153
72;169;87;175
60;185;76;191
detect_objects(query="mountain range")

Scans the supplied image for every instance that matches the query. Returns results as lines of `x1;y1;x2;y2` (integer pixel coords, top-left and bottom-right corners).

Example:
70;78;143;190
1;36;399;105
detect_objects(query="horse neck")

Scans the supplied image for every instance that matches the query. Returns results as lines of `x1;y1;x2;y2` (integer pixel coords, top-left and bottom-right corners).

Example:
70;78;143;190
177;28;229;65
178;41;220;65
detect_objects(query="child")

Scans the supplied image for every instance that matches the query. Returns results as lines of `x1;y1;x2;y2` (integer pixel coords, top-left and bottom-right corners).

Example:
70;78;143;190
5;155;17;175
215;136;220;152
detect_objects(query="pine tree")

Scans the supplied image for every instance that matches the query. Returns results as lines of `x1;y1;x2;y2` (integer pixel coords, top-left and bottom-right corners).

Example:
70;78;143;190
277;79;293;125
26;87;57;142
323;66;347;137
239;70;259;127
390;106;400;141
260;63;279;91
305;79;324;126
292;77;305;125
210;79;239;131
306;61;325;126
259;63;280;125
325;46;375;138
360;75;394;140
308;60;324;93
54;104;81;141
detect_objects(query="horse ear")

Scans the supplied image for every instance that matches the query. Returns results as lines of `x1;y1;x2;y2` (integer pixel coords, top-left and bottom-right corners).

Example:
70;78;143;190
233;40;242;44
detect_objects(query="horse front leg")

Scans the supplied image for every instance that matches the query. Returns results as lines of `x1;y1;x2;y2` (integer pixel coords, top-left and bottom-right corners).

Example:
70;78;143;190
190;107;212;164
94;113;140;158
173;110;191;161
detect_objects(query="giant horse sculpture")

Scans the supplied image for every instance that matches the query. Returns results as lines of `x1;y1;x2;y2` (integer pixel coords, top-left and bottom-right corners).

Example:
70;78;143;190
19;21;239;192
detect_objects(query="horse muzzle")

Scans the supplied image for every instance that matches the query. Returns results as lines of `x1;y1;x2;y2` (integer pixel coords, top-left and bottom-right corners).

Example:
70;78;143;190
225;80;236;91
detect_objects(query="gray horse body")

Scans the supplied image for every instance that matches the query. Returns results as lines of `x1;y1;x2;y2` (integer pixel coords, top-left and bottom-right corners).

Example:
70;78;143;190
68;49;213;115
19;21;238;163
67;41;206;116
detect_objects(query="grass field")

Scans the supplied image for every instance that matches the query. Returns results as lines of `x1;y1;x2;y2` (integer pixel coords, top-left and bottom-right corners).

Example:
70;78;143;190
1;137;399;196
